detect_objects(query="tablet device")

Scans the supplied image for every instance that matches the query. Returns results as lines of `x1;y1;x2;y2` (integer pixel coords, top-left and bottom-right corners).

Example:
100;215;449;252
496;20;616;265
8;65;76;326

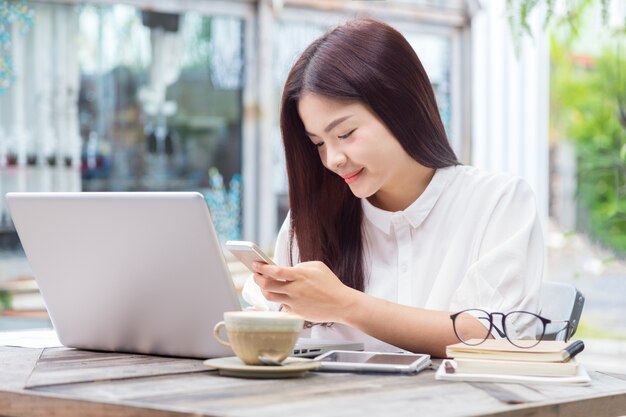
315;350;431;374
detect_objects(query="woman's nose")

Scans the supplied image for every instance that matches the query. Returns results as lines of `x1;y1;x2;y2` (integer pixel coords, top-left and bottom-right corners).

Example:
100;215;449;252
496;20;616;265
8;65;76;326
326;146;347;169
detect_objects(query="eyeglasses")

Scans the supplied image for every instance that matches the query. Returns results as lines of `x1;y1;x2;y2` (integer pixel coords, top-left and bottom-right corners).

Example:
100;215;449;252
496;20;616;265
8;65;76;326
449;309;572;348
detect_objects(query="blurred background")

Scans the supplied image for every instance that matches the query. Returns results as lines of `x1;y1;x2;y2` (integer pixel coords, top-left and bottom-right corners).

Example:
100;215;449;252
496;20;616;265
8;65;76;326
0;0;625;370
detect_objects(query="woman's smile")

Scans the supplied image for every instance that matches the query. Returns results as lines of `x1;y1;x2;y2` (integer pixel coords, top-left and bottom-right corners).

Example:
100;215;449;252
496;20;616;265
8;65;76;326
342;168;364;184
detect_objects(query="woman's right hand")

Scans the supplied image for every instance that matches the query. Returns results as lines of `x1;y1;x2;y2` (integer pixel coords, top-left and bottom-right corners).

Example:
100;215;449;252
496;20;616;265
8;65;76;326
251;261;362;324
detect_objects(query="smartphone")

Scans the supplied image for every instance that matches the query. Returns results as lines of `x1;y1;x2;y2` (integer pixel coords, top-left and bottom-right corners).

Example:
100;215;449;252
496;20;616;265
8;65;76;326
315;350;431;374
225;240;275;272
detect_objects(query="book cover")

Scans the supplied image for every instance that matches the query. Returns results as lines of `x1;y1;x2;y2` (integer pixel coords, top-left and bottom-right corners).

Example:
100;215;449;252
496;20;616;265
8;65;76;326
446;339;584;362
453;357;579;377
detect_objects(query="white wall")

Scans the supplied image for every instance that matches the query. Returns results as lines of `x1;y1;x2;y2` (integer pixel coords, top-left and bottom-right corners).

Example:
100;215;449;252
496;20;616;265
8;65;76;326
470;0;550;223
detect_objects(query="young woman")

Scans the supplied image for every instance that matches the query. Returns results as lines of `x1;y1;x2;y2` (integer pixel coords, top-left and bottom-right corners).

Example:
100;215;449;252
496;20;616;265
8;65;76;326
242;18;543;357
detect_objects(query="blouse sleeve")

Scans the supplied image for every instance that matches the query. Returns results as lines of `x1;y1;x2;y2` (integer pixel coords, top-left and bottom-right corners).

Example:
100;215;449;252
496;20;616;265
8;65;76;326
241;213;294;311
451;177;544;339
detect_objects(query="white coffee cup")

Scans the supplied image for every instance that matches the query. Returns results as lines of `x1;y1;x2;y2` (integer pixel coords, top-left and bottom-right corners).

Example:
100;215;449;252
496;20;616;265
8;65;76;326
213;311;304;365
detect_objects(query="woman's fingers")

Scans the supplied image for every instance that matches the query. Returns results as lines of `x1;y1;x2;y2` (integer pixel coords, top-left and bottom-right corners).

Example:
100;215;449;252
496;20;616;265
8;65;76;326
252;262;297;281
254;273;289;294
254;273;295;304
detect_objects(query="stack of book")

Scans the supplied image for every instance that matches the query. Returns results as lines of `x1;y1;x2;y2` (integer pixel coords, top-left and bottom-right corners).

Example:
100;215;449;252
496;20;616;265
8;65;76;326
0;275;49;319
436;339;590;385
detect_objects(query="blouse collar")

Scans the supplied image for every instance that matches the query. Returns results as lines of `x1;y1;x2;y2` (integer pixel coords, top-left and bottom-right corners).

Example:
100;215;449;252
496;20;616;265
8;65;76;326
361;165;457;234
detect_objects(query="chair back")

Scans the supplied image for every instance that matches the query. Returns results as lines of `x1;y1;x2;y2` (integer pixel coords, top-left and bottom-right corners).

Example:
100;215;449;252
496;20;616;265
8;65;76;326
537;281;585;341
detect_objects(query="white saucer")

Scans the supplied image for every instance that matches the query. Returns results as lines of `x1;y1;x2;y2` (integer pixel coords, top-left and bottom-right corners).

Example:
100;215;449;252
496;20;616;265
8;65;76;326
203;356;320;379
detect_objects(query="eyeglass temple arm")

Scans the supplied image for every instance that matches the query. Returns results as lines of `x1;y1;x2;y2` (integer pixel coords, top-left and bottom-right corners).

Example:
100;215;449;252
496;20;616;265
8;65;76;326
545;319;573;341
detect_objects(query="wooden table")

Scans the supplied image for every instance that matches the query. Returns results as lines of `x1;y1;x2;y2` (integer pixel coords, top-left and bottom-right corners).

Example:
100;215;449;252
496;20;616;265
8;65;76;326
1;346;626;417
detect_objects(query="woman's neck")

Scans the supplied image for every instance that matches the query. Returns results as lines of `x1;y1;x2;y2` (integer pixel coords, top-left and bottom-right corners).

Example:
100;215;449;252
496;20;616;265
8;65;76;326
368;163;436;212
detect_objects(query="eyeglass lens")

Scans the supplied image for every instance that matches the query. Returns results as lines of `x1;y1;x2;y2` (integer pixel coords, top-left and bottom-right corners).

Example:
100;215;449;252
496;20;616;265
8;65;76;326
453;309;492;345
502;311;543;348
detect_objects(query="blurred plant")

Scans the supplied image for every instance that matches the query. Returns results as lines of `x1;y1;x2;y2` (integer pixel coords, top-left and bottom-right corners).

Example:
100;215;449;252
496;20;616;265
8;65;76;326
0;0;34;95
551;34;626;252
182;14;212;70
0;290;10;311
505;0;624;54
574;318;626;340
204;167;242;244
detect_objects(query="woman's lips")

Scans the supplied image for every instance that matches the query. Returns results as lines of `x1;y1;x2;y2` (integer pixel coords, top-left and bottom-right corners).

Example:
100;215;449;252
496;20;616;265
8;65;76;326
342;168;364;184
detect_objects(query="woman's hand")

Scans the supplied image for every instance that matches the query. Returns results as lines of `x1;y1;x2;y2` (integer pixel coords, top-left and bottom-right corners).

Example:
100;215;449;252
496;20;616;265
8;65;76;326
252;261;361;323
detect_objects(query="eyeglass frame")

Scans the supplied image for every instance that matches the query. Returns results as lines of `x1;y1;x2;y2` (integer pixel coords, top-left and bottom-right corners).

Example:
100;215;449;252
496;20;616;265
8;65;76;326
449;308;573;348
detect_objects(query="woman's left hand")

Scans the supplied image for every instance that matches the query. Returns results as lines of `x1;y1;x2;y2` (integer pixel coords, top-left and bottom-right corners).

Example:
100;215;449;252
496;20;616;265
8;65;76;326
251;261;359;323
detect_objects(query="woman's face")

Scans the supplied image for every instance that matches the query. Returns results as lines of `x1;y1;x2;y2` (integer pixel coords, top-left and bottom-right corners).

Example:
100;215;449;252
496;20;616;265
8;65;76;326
297;93;417;202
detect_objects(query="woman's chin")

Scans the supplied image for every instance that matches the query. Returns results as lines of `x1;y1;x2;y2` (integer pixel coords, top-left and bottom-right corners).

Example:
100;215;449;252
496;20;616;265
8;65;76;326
347;184;376;200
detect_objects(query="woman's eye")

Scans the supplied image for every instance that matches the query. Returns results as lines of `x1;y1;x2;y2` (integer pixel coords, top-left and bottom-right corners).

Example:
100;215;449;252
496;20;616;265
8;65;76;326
338;129;356;140
314;142;324;148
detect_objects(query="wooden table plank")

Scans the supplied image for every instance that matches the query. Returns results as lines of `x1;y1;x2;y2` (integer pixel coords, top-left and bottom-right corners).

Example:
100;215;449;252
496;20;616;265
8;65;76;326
0;346;43;390
468;382;546;404
480;391;626;417
25;347;211;388
0;390;197;417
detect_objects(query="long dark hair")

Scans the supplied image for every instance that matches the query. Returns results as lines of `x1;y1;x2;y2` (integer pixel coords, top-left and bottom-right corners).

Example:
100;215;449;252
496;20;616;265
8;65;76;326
280;18;459;291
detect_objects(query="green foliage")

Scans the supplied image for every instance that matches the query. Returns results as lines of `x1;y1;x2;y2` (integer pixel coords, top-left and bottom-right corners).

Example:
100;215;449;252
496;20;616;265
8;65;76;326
505;0;624;55
551;36;626;253
0;291;11;310
575;318;626;339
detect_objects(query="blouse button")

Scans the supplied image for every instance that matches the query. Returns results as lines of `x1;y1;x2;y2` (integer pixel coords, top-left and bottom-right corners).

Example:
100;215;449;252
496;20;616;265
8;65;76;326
400;263;407;273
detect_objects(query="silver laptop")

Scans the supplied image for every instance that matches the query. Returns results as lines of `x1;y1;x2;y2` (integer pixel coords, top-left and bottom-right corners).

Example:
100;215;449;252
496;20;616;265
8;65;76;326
6;192;363;359
293;338;363;358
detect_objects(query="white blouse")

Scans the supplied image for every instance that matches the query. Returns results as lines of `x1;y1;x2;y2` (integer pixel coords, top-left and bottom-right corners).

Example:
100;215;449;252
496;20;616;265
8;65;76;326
242;165;544;352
